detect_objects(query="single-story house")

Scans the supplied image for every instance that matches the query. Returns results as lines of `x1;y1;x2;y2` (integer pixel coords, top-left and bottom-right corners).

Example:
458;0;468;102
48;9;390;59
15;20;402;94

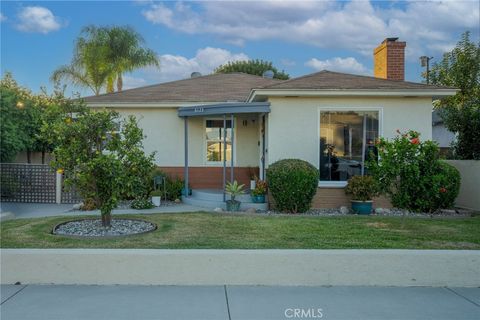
432;109;456;154
84;38;457;210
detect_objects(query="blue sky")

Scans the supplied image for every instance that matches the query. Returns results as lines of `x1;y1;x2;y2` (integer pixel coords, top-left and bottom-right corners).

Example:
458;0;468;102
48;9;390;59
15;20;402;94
1;0;479;97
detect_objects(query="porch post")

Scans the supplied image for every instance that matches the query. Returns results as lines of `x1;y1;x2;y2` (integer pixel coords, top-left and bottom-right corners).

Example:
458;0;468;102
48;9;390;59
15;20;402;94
184;116;189;197
361;113;367;176
230;113;234;183
223;114;227;202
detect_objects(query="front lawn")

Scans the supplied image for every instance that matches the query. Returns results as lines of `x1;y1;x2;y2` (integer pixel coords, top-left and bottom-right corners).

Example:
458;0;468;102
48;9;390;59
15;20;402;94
1;212;479;249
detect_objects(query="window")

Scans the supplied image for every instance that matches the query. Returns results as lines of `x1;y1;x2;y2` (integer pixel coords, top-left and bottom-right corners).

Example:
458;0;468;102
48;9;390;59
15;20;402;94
319;110;379;182
205;119;232;162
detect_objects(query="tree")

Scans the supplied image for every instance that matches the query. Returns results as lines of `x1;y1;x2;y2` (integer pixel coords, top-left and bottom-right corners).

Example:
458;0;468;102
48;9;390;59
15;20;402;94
51;25;159;95
427;31;480;159
47;107;155;227
214;59;290;80
0;73;70;163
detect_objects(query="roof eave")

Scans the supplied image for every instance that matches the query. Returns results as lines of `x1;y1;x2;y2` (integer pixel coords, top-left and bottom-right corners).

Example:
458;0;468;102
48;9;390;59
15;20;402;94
247;89;459;101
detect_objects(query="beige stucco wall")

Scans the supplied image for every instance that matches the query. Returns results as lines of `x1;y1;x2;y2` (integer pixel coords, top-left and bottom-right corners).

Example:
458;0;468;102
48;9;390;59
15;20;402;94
95;107;260;167
266;96;433;167
444;160;480;211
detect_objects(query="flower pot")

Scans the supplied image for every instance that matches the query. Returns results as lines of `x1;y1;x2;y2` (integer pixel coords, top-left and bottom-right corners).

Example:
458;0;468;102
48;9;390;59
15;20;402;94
226;200;241;212
151;196;161;207
181;187;192;196
250;180;256;190
251;194;265;203
351;200;373;215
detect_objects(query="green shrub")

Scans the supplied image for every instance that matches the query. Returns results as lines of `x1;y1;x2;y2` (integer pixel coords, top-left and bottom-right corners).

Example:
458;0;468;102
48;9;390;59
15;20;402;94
165;176;184;201
131;198;155;210
345;176;379;201
266;159;319;213
368;130;461;212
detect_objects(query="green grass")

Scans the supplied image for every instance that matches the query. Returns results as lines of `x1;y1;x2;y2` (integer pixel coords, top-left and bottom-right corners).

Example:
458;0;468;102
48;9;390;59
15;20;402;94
1;212;479;249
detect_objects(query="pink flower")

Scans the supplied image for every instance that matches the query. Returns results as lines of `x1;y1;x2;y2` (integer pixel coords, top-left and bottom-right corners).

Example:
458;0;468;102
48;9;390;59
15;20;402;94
410;138;420;145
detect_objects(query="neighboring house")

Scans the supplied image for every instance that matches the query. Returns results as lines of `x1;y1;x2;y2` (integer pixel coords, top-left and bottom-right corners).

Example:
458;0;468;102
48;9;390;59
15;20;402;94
84;38;457;209
432;109;456;153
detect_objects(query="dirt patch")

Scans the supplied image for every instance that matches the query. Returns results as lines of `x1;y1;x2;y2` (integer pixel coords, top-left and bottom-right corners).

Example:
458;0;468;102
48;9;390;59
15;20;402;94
366;222;390;229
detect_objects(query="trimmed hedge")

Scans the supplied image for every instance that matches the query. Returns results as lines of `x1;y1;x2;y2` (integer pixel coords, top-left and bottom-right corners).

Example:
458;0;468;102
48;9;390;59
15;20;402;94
267;159;319;213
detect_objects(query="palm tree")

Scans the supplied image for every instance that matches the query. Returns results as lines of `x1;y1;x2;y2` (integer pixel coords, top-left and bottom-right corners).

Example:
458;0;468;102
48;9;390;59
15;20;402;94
51;25;159;95
103;26;159;92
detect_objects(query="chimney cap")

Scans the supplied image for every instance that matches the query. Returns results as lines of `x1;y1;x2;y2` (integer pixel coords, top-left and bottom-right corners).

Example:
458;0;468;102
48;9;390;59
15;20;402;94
384;37;399;43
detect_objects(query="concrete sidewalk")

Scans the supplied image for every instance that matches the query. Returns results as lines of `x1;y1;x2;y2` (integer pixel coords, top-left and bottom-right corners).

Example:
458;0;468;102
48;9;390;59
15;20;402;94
1;285;479;320
0;202;204;219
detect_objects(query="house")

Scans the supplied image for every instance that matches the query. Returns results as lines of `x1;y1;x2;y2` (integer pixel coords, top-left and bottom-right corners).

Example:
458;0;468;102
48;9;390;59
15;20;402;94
84;38;457;209
432;109;456;155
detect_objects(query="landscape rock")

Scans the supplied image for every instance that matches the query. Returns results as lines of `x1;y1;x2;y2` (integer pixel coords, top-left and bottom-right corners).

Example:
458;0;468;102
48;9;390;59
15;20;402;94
245;208;257;214
375;208;384;215
72;202;83;210
174;198;181;203
213;207;223;212
339;206;350;215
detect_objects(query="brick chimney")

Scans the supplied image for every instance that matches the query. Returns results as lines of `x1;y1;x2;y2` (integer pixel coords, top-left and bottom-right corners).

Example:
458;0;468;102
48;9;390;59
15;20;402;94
373;37;406;81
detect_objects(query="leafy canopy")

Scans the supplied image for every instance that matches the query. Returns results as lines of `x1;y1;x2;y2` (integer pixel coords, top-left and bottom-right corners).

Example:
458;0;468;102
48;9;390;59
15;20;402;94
52;25;159;95
428;31;480;159
215;59;290;80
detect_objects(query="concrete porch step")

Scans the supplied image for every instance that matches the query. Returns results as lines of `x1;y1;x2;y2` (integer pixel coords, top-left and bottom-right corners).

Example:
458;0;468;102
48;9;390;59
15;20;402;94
183;189;268;211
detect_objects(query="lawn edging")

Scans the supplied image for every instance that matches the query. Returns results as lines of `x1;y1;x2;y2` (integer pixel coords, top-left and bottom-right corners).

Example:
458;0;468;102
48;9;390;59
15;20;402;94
1;249;479;287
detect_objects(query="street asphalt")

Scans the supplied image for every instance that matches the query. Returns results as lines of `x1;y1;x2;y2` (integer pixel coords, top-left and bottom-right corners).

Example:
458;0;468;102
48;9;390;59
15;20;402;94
1;285;479;320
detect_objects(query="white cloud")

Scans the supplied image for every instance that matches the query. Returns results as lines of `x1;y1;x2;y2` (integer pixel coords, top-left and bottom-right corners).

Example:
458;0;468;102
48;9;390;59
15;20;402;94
16;6;62;34
122;75;148;90
305;57;370;75
0;12;6;22
142;47;249;83
141;1;479;59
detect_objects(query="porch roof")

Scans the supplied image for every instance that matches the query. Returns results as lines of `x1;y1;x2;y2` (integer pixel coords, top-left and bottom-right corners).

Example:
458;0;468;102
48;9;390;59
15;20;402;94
178;102;270;117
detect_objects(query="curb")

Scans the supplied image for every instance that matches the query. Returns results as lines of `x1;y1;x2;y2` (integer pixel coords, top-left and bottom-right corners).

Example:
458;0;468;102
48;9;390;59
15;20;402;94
1;249;479;287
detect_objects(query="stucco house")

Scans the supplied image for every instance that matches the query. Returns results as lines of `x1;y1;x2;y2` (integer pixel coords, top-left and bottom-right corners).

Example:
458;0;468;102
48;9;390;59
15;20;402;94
84;38;457;210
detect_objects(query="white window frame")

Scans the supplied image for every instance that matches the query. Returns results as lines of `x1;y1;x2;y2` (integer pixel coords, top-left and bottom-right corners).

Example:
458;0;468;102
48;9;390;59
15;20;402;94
203;117;237;166
317;106;383;188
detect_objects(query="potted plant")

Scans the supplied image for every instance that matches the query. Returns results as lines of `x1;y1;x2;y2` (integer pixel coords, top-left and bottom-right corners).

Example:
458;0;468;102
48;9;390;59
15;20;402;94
251;179;267;203
247;167;257;190
225;180;245;211
150;190;162;207
344;175;379;215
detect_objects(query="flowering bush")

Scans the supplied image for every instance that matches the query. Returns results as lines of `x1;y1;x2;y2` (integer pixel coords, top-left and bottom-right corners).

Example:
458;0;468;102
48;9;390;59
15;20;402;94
367;130;460;213
251;179;267;196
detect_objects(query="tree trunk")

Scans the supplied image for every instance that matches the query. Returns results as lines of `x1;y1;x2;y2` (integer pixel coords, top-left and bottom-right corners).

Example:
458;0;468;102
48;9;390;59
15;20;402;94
27;150;31;164
116;73;123;92
41;150;46;164
101;213;112;228
107;76;115;93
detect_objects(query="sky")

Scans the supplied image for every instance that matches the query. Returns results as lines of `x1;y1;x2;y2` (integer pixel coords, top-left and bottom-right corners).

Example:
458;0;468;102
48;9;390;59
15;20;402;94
1;0;479;97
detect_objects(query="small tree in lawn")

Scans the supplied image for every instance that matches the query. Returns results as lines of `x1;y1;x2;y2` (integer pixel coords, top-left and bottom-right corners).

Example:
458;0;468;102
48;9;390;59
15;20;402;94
48;105;155;227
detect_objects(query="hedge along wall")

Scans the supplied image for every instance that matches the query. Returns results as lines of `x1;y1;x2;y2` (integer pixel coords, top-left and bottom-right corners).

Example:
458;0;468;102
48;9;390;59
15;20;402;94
444;160;480;211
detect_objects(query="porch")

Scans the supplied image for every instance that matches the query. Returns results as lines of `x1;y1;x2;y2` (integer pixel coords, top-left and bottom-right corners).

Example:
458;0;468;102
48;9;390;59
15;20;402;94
178;102;270;210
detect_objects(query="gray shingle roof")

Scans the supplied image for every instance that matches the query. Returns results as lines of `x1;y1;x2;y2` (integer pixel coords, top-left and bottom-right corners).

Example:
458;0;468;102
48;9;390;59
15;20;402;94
83;70;456;105
260;70;456;91
83;73;282;104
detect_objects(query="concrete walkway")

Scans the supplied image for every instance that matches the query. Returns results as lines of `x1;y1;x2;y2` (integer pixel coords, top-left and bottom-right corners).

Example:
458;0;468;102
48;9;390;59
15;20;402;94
0;202;204;219
0;285;479;320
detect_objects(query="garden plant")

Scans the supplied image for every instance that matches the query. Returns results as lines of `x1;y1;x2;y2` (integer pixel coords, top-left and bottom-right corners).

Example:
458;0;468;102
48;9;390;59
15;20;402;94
368;130;461;213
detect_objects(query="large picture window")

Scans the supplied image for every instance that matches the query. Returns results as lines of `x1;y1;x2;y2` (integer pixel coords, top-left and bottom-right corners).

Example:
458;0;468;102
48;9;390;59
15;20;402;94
319;110;379;182
205;119;232;162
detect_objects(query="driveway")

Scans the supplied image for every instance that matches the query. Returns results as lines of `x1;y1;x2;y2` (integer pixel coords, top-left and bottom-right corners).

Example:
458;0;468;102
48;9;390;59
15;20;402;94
1;285;479;320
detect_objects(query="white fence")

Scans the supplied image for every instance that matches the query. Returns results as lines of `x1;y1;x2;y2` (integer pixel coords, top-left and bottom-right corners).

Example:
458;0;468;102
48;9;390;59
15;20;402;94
444;160;480;211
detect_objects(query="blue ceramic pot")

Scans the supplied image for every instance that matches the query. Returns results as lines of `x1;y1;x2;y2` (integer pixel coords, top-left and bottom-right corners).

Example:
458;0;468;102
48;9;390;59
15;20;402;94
351;200;373;215
251;195;265;203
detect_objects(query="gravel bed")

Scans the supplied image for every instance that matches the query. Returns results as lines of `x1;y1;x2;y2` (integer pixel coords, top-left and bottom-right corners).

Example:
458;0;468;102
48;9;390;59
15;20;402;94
260;207;474;217
53;219;157;237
